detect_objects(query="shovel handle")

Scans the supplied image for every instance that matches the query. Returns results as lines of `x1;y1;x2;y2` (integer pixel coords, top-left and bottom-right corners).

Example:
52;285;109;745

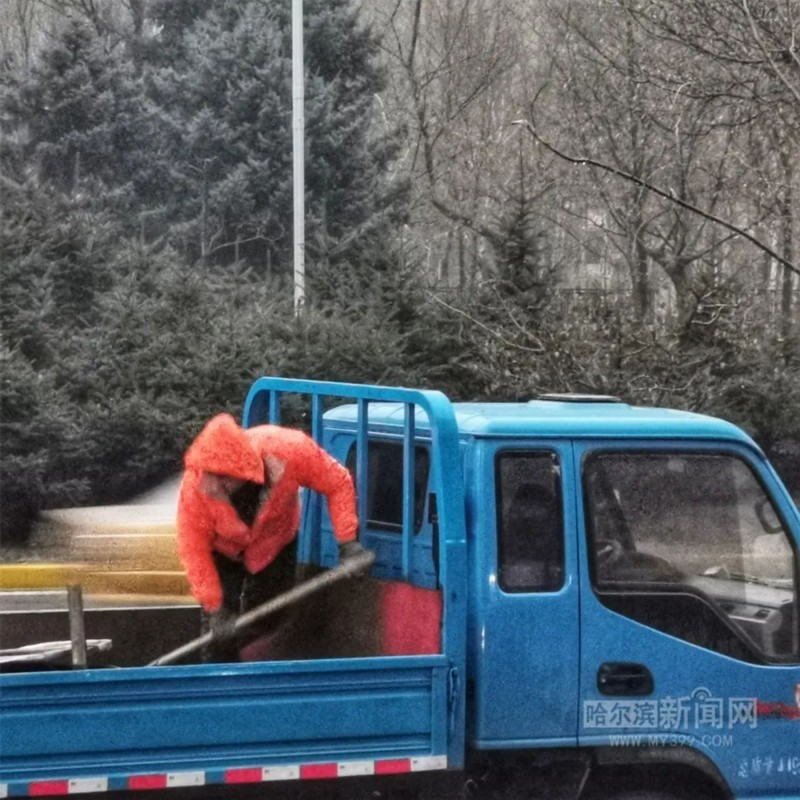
148;549;375;667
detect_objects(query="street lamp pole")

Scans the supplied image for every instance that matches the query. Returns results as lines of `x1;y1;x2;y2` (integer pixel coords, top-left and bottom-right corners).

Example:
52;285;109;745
292;0;305;313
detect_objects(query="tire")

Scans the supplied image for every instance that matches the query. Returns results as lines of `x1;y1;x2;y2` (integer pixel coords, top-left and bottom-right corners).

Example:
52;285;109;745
583;763;721;800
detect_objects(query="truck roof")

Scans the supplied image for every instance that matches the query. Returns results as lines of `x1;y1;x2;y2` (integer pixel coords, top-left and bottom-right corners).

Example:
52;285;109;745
324;397;759;448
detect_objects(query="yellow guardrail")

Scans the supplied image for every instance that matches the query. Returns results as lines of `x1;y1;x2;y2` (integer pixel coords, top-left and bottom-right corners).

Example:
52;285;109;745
2;504;192;599
0;564;88;590
0;563;191;597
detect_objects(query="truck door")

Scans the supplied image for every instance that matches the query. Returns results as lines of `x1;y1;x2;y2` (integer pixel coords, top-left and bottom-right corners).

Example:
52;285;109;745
575;441;800;797
470;440;580;746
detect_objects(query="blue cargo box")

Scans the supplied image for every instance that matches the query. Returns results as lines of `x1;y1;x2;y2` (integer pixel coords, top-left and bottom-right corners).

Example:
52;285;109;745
0;378;468;797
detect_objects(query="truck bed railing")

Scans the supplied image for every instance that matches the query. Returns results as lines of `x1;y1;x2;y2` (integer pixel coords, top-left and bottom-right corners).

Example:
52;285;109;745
242;377;468;764
242;377;466;585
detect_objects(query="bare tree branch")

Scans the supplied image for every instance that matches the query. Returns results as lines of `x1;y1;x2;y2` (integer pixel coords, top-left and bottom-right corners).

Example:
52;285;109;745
514;119;800;277
426;291;546;354
741;0;800;108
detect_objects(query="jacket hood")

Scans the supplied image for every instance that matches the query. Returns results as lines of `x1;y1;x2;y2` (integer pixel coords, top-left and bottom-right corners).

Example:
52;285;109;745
184;413;265;483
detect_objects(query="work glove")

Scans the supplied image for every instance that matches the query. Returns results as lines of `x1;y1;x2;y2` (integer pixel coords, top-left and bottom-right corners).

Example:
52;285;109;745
338;540;366;561
338;540;371;576
208;607;237;642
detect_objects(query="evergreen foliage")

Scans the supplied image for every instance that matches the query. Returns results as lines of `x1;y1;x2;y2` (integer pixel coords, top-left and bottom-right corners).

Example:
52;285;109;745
141;0;406;273
0;0;797;545
2;20;153;220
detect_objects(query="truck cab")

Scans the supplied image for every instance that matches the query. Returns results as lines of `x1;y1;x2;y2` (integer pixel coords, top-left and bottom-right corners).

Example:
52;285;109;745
320;390;800;800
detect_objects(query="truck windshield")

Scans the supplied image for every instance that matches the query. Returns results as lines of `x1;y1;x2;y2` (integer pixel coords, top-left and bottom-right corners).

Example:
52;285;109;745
584;451;799;663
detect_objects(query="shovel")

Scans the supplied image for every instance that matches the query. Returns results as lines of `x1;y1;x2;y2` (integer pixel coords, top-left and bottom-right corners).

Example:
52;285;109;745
149;548;375;667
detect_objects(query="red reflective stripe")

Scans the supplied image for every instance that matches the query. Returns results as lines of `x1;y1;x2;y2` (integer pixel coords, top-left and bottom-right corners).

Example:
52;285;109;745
300;763;337;780
757;700;800;720
375;759;412;775
29;782;69;796
224;768;263;784
21;754;430;796
128;775;168;790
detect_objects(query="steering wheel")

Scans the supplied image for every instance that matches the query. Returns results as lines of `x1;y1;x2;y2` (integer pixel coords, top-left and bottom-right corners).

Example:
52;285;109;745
618;552;684;582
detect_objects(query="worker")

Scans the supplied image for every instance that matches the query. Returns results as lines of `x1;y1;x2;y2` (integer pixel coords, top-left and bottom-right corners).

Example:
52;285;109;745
176;413;364;660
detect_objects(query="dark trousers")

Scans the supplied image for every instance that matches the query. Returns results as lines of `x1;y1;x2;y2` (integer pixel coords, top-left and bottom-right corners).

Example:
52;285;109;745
203;545;298;662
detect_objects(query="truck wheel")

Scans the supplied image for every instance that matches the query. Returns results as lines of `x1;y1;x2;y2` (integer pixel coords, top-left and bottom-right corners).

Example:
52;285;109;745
582;763;722;800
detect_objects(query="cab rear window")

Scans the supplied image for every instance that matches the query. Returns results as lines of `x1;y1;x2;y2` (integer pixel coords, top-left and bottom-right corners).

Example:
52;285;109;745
345;441;429;533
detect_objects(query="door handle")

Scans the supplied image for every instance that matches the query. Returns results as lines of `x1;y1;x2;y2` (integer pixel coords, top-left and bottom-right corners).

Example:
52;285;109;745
597;662;654;696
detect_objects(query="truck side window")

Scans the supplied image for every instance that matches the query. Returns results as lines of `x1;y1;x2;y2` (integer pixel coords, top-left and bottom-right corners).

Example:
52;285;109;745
584;452;799;663
496;451;564;592
345;441;429;533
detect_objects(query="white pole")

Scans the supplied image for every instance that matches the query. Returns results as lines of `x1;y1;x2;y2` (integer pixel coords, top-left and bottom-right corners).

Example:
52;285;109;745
292;0;305;313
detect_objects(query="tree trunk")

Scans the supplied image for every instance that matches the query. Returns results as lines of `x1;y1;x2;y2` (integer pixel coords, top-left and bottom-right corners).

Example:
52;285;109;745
779;151;795;351
631;224;651;321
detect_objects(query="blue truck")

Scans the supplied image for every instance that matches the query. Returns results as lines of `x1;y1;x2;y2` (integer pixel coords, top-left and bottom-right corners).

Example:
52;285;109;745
1;376;799;800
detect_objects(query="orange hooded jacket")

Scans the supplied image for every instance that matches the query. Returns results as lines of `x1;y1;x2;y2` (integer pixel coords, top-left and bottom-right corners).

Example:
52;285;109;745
177;413;358;612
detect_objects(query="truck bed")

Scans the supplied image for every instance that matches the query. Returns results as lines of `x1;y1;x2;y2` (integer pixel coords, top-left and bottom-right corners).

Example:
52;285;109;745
0;574;452;795
0;378;468;796
0;654;450;793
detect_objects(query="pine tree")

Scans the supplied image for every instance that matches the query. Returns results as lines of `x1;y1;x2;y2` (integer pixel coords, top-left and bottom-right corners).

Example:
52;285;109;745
0;0;413;542
0;178;124;542
1;19;152;220
145;0;407;276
